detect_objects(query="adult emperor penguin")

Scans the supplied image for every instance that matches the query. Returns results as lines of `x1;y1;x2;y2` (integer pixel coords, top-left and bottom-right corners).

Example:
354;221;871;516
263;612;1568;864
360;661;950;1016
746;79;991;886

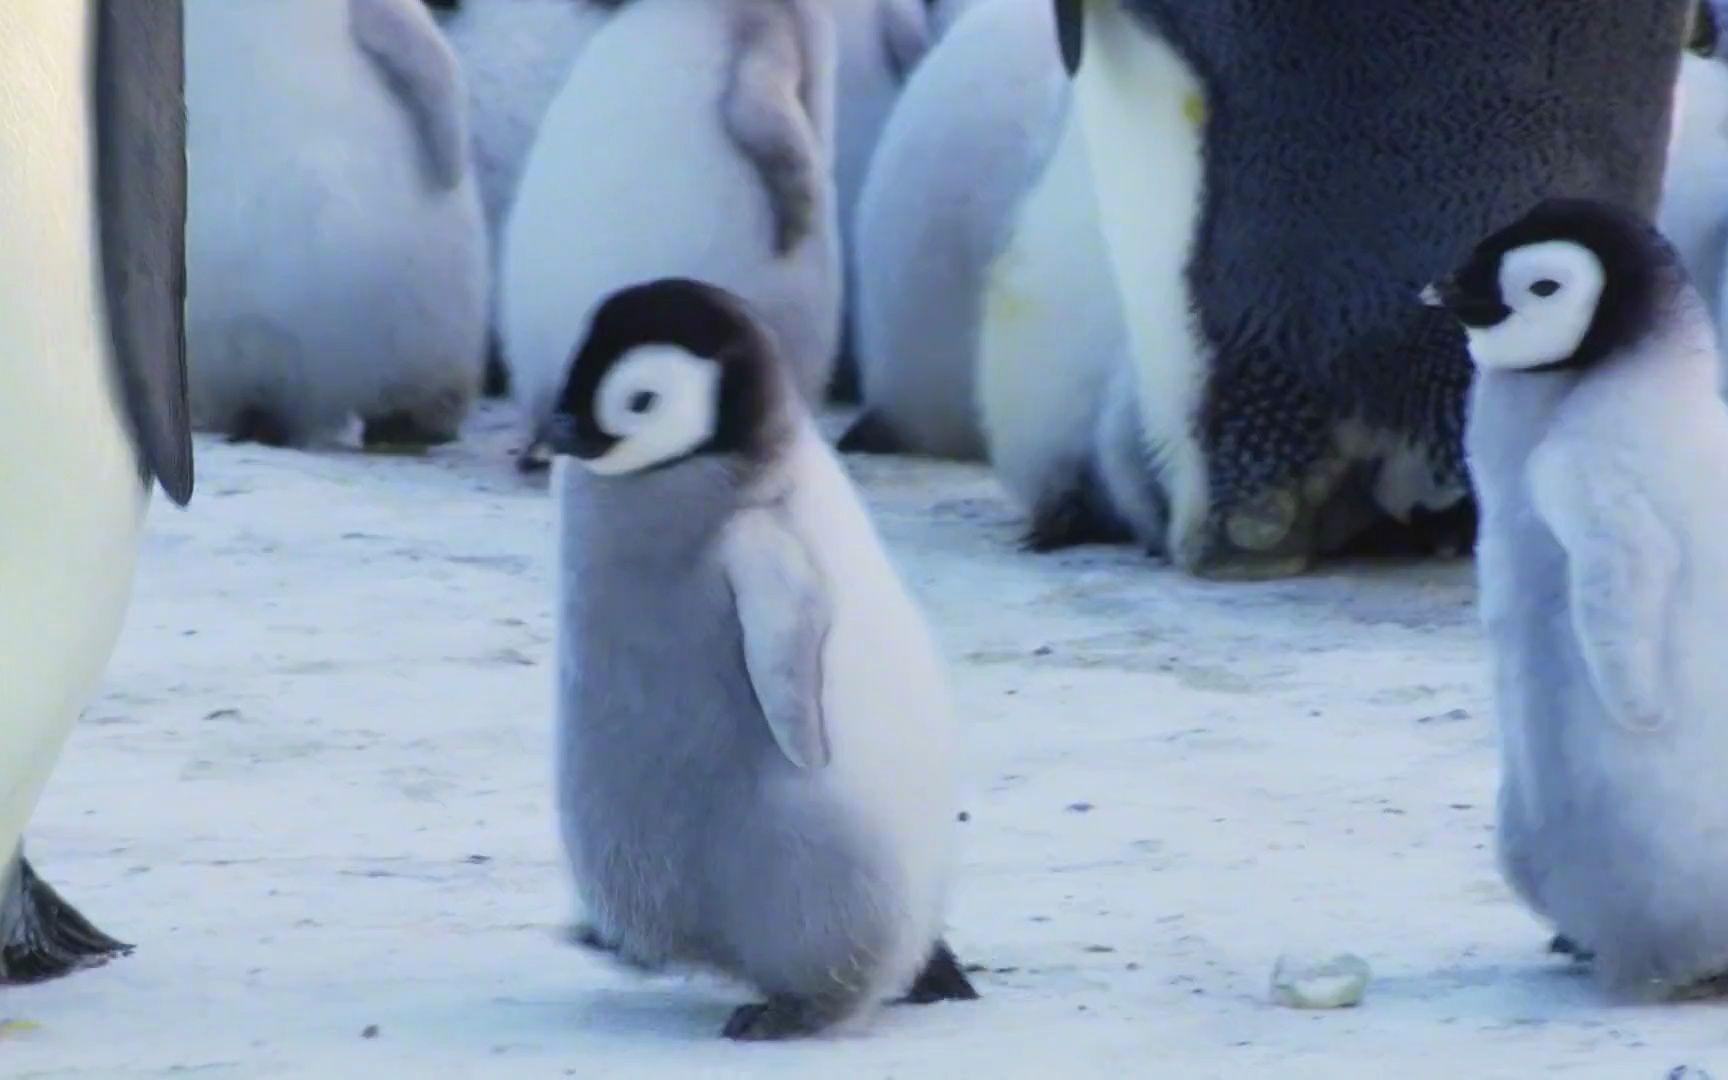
1053;0;1693;578
840;0;1065;460
548;277;978;1038
1425;196;1728;996
827;0;931;402
423;0;611;398
505;0;842;473
974;4;1136;549
185;0;489;450
0;0;193;981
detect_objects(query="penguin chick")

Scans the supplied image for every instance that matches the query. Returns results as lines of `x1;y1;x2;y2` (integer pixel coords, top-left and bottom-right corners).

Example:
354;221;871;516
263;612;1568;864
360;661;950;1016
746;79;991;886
1427;196;1728;996
548;277;978;1039
505;0;842;473
423;0;612;399
185;0;488;450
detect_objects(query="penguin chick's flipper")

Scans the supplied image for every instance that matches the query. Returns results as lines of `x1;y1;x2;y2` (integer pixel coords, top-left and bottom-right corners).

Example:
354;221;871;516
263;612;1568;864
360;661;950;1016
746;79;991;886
897;939;981;1004
1527;447;1679;734
835;410;904;454
350;0;468;191
722;5;822;256
722;992;855;1041
880;0;931;82
95;0;194;507
722;508;833;770
0;853;132;984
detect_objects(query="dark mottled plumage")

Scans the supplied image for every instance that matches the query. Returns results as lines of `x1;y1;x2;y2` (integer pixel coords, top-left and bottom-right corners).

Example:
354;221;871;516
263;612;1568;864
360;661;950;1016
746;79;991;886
1061;0;1690;573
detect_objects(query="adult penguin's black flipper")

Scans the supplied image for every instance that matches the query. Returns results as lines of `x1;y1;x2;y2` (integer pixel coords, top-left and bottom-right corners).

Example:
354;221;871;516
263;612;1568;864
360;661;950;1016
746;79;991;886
95;0;194;507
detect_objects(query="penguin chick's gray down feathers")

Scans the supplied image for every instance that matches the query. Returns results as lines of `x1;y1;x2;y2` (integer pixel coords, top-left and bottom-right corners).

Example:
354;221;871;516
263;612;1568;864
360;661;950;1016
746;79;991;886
548;277;976;1039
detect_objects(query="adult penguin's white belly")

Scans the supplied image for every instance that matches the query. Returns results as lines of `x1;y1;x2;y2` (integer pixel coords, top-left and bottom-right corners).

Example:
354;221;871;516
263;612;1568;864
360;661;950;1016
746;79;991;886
0;0;150;866
978;91;1131;546
504;0;841;438
1067;0;1210;556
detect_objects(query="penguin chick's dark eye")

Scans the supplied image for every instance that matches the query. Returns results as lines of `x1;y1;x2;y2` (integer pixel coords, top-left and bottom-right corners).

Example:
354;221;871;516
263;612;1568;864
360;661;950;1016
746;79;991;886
1530;279;1560;297
628;390;658;414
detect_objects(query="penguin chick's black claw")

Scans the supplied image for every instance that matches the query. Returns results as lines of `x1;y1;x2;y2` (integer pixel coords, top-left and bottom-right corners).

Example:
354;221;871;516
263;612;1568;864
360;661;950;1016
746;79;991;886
835;410;904;455
898;940;981;1004
721;994;844;1041
0;859;133;984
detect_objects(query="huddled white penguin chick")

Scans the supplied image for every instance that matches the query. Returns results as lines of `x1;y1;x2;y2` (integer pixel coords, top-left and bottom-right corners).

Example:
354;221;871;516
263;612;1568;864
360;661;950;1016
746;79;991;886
421;0;611;398
505;0;842;473
828;0;931;401
0;0;193;981
841;0;1066;460
975;35;1138;551
1426;196;1728;996
185;0;489;449
548;278;978;1039
1660;3;1727;328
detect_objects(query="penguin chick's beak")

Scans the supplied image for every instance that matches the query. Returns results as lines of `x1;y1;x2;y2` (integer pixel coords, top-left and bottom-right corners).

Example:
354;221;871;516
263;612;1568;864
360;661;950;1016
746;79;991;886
542;412;608;462
1054;0;1084;77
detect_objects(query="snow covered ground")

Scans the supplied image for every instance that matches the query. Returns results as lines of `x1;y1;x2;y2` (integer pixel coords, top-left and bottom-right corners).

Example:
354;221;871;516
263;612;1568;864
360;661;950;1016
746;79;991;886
3;403;1722;1078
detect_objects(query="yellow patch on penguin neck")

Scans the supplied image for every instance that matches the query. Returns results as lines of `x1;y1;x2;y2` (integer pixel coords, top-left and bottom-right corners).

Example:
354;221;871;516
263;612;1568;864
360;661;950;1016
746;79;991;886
1182;91;1207;128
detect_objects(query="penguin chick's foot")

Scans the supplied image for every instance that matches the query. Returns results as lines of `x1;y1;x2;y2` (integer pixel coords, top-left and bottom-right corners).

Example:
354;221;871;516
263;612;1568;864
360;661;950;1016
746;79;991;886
897;939;980;1004
722;993;854;1041
0;858;132;984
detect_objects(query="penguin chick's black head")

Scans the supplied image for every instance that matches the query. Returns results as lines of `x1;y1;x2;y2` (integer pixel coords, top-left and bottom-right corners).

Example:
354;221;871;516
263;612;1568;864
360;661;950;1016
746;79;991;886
1420;197;1677;376
547;278;786;476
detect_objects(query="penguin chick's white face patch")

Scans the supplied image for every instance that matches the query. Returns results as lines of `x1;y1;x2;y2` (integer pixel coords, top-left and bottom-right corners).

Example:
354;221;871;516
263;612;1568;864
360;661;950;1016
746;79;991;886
1465;240;1606;372
578;345;722;475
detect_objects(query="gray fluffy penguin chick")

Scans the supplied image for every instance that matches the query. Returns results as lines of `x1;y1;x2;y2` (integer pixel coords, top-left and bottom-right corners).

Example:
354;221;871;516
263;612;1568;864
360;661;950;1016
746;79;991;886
975;29;1135;551
184;0;488;450
422;0;611;398
1055;0;1692;579
0;0;193;981
840;0;1065;460
828;0;931;402
547;277;978;1039
1427;196;1728;997
505;0;842;472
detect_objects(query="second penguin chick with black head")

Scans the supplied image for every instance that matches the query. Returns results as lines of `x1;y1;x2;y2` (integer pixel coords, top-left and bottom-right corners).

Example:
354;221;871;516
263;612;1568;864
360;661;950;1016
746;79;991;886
1426;196;1728;997
546;277;978;1040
